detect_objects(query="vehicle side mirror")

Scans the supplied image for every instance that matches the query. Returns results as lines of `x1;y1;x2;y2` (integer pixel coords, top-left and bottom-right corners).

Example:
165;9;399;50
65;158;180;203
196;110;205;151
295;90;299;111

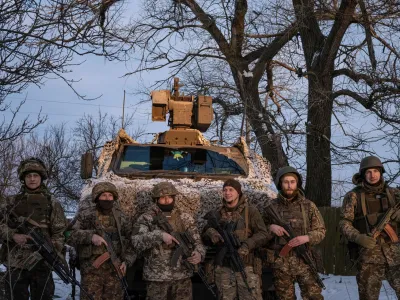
80;152;94;179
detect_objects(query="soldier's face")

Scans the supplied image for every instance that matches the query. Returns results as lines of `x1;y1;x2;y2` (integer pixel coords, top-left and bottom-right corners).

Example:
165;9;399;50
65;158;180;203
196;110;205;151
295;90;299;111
223;186;239;207
24;172;41;190
365;168;381;185
98;192;114;201
281;175;298;198
158;195;174;205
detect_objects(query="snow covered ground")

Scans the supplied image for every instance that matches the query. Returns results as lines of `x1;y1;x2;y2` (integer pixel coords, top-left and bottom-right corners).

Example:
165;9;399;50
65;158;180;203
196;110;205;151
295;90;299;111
52;272;397;300
298;275;397;300
2;262;397;300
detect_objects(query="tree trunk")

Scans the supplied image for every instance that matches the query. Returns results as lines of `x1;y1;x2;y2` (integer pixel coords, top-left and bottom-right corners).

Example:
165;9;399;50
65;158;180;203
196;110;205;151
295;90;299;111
305;74;333;207
233;70;288;176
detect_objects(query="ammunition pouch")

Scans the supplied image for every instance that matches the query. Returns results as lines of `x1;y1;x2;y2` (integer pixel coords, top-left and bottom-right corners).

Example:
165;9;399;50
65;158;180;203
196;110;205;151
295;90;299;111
20;250;42;271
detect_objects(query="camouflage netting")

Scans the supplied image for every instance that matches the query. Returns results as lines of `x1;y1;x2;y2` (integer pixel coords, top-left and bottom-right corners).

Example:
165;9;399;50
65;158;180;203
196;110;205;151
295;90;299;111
80;132;276;228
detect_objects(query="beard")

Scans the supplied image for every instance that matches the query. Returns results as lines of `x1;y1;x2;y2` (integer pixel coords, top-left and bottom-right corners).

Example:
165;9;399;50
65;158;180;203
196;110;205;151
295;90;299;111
282;189;298;199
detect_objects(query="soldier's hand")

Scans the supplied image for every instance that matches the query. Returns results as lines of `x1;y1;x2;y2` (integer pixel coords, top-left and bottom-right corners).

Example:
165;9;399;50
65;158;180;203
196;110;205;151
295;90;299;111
391;209;400;222
162;232;180;246
288;235;309;247
119;261;127;275
91;234;108;247
12;233;31;245
238;244;250;256
187;251;201;265
211;232;224;244
269;224;289;237
355;234;376;249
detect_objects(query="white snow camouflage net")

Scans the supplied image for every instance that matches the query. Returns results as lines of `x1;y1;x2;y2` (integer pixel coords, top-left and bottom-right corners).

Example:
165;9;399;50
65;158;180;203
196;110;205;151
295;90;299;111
80;133;276;227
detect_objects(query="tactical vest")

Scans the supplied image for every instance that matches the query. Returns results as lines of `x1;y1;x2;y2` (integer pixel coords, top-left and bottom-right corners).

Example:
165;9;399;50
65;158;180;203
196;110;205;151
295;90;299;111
13;193;52;234
276;201;310;248
353;188;398;239
219;204;253;242
93;210;121;256
165;210;185;232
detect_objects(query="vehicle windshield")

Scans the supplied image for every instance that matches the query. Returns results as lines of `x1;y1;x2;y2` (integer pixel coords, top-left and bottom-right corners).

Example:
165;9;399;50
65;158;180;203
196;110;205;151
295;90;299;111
117;145;245;175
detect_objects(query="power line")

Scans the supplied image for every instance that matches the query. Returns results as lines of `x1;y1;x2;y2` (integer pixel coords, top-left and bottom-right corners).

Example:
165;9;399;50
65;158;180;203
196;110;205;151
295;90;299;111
7;96;148;112
10;111;150;120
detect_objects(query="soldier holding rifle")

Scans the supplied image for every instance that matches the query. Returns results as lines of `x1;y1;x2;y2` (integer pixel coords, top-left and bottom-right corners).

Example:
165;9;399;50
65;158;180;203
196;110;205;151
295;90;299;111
264;166;326;300
68;182;135;299
131;181;205;300
0;157;68;300
339;156;400;299
202;179;268;300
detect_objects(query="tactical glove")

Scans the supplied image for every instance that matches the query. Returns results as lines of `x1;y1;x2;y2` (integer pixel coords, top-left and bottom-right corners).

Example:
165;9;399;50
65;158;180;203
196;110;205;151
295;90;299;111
391;208;400;222
238;244;249;256
355;234;376;249
211;232;224;244
206;228;224;244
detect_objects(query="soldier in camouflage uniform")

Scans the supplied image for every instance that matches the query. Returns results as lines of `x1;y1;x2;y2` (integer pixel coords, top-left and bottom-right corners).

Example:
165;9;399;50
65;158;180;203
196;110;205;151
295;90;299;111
264;167;325;300
202;179;268;300
0;157;67;300
339;156;400;300
131;181;206;300
68;182;136;300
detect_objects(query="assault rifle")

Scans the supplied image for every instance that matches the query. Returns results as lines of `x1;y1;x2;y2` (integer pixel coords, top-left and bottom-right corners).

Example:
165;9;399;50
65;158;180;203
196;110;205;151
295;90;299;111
204;211;253;294
11;213;94;300
171;231;218;298
92;231;131;300
350;200;400;270
264;205;326;289
153;213;218;297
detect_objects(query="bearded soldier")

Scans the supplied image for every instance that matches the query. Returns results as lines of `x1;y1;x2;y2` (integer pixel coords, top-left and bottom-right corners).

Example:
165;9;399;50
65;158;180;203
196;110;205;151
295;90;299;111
339;156;400;299
202;179;268;300
131;181;205;300
68;182;135;300
0;157;67;300
264;167;325;300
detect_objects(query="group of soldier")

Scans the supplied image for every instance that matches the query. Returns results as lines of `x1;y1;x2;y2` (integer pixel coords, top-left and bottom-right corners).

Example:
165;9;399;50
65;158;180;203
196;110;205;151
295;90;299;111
0;155;399;300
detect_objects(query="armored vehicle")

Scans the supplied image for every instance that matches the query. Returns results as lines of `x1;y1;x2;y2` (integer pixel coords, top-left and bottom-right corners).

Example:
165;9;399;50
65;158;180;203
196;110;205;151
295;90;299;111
79;78;276;299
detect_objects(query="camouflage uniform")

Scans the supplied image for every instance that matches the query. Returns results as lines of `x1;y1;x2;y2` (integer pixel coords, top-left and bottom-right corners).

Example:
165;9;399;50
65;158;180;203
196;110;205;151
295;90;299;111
264;167;326;300
203;194;268;300
131;182;206;300
68;182;136;300
264;193;325;300
339;159;400;300
0;158;67;300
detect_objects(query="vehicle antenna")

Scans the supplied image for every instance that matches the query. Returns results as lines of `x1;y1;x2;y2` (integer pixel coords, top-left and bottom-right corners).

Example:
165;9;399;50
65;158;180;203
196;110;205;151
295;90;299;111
122;90;126;129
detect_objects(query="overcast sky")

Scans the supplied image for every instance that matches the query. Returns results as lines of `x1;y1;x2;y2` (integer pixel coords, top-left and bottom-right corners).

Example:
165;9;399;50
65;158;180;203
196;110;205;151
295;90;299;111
3;0;399;205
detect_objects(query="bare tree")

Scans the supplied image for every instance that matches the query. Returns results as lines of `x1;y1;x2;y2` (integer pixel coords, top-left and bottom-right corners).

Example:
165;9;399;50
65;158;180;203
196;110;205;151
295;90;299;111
73;110;142;176
114;0;400;206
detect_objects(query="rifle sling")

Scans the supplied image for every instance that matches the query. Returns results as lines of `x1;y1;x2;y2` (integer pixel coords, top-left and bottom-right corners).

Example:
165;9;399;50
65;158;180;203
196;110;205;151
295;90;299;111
300;203;308;235
112;208;125;252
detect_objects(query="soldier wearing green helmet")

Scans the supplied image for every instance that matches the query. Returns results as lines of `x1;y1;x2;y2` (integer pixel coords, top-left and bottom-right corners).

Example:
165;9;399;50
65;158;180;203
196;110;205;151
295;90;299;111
339;156;400;299
264;166;326;300
68;181;136;300
132;181;205;300
0;157;67;300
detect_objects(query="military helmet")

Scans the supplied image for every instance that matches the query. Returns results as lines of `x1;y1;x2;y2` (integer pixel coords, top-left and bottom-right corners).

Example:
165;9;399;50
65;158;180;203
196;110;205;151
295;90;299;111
18;157;48;181
359;156;385;174
274;166;303;190
151;182;178;199
92;182;119;202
